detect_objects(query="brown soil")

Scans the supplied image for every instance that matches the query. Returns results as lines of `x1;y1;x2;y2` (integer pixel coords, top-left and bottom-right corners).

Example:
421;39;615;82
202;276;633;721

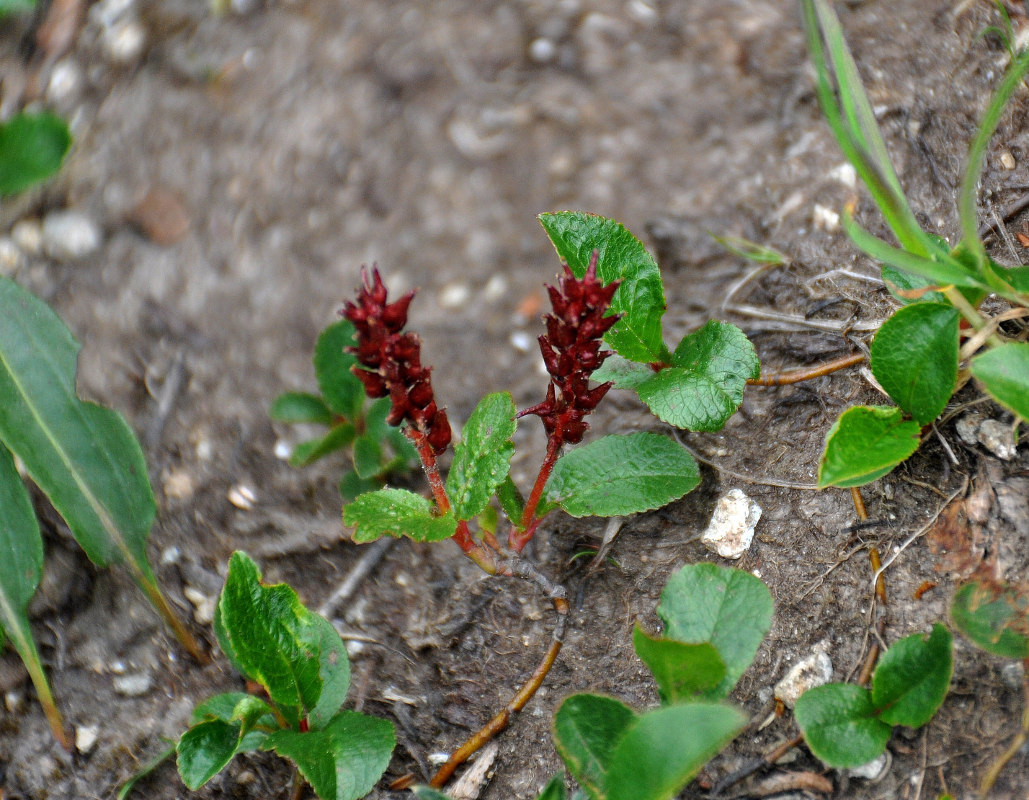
2;1;1028;799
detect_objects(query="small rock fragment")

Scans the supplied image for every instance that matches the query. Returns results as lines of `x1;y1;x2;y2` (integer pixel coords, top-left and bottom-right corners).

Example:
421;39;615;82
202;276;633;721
999;150;1017;170
0;238;24;275
774;646;832;708
128;188;190;245
451;741;499;800
955;413;982;447
227;483;256;509
828;162;857;188
529;37;556;63
162;468;195;500
846;750;890;781
701;488;761;559
46;58;83;107
1001;661;1025;692
977;419;1016;460
439;282;470;309
42;211;103;261
11;219;44;255
183;586;216;625
812;203;840;232
75;724;99;754
112;672;153;697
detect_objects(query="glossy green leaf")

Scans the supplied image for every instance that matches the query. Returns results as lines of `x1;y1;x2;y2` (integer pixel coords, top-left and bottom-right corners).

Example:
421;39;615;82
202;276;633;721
870;303;959;425
262;710;395;800
343;487;457;543
951;579;1029;659
544;433;699;518
352;434;383;479
634;321;760;432
632;626;726;704
604;703;746;800
872;624;952;727
538;776;568;800
0;442;63;742
538;212;668;363
289;423;357;467
818;405;921;488
445;392;516;520
497;474;526;528
0;112;71;195
314;320;365;419
338;470;380;504
189;692;272;753
970;343;1029;420
553;693;636;798
988;261;1029;293
269;392;334;425
795;683;890;768
177;720;242;790
657;564;773;700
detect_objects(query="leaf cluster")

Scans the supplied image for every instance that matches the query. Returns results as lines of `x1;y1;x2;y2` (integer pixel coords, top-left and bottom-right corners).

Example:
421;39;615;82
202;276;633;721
270;319;418;501
176;552;395;799
802;0;1029;488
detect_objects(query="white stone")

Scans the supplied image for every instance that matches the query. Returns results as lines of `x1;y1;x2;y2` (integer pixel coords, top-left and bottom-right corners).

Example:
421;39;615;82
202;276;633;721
11;219;44;255
813;203;840;232
102;19;147;64
955;414;981;447
75;724;100;754
0;237;24;275
227;483;256;509
828;162;857;188
42;211;103;261
439;282;470;308
112;672;153;697
529;37;557;63
46;59;83;106
846;750;890;781
509;330;533;352
977;419;1016;460
774;646;832;708
184;586;216;625
274;439;292;460
700;488;761;559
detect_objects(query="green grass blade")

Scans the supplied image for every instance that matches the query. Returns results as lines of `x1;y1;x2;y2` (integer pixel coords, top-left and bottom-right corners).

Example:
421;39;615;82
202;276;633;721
0;278;203;661
959;46;1029;267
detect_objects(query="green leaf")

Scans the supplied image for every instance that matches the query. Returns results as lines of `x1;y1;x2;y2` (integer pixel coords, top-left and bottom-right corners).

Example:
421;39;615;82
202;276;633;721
314;320;365;419
951;579;1029;659
710;234;787;265
289;423;357;467
553;693;636;798
352;434;383;479
633;321;759;432
657;564;773;700
0;442;64;743
871;624;952;728
604;703;747;800
308;614;352;730
590;355;655;391
632;626;726;704
338;470;380;503
988;261;1029;293
970;343;1029;420
262;710;395;800
538;776;568;800
177;720;243;790
0;277;188;650
412;789;450;800
343;487;457;543
215;552;342;726
0;0;37;17
445;392;516;520
881;265;947;305
818;405;921;488
544;433;699;518
0;112;71;195
270;392;335;425
496;474;526;528
538;212;669;363
794;683;890;768
870;303;959;425
117;740;176;800
189;692;271;752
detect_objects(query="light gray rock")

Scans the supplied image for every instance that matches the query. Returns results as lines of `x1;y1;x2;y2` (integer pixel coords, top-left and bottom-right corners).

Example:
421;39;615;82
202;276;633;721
42;211;103;261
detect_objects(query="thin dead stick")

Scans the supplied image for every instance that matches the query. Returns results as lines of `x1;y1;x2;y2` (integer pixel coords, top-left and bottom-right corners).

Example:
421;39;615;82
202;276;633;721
959;307;1029;361
979;661;1029;796
710;733;805;796
318;538;394;618
672;432;819;490
725;303;883;333
747;352;864;386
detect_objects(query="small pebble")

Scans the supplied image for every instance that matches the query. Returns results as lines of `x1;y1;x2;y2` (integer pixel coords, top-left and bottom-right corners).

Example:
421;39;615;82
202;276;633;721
108;659;126;674
227;483;256;509
977;419;1016;460
112;672;153;697
955;413;982;447
75;724;100;754
0;237;24;274
509;330;533;352
5;690;24;713
162;468;195;500
1001;661;1025;692
529;37;557;63
999;150;1017;170
345;640;365;658
812;203;840;232
102;18;146;64
439;282;470;309
774;646;832;708
701;488;761;559
128;188;190;245
46;59;83;107
482;274;507;303
274;439;292;460
183;586;216;625
42;211;103;261
828;162;857;188
428;752;451;766
159;546;181;566
846;750;890;781
11;219;44;255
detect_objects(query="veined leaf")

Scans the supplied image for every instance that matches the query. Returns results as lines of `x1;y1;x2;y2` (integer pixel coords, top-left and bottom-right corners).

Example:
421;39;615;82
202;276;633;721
818;405;921;488
951;578;1029;659
871;625;952;728
445;392;516;520
632;626;726;704
314;320;365;420
970;343;1029;421
269;392;334;425
795;683;890;768
343;487;457;543
553;694;636;798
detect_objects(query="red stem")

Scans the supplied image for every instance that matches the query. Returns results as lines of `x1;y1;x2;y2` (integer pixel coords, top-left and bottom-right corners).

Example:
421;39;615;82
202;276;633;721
511;429;563;553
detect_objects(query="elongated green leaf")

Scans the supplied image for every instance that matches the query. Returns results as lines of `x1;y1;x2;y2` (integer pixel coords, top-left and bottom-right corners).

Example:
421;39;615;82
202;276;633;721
951;579;1029;659
352;434;383;479
343;488;457;543
445;392;516;520
544;433;699;518
263;710;395;800
269;392;334;425
634;321;759;432
881;265;947;305
553;694;636;798
988;261;1029;293
795;683;890;768
870;304;959;425
289;423;357;467
497;474;526;528
177;720;243;790
604;703;747;800
872;624;952;728
710;234;786;265
818;405;921;488
632;626;725;704
339;470;380;504
539;212;669;363
970;343;1029;420
657;564;773;700
314;320;365;419
0;112;71;195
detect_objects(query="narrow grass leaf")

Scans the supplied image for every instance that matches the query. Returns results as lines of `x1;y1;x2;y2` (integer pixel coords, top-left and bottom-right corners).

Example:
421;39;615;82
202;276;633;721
544;433;699;518
445;392;516;520
314;320;365;419
117;740;176;800
603;703;747;800
538;212;669;363
289;424;357;467
0;0;37;17
412;789;450;800
553;693;636;799
262;710;395;800
871;624;952;728
657;564;773;700
818;405;921;488
634;321;759;431
951;579;1029;659
795;684;890;768
710;234;786;265
632;626;726;704
343;487;457;543
269;392;334;425
881;265;947;305
871;303;959;424
970;343;1029;420
0;112;71;195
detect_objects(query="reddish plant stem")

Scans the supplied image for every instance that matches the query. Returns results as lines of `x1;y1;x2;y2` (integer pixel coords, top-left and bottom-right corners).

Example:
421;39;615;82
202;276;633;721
511;429;563;552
